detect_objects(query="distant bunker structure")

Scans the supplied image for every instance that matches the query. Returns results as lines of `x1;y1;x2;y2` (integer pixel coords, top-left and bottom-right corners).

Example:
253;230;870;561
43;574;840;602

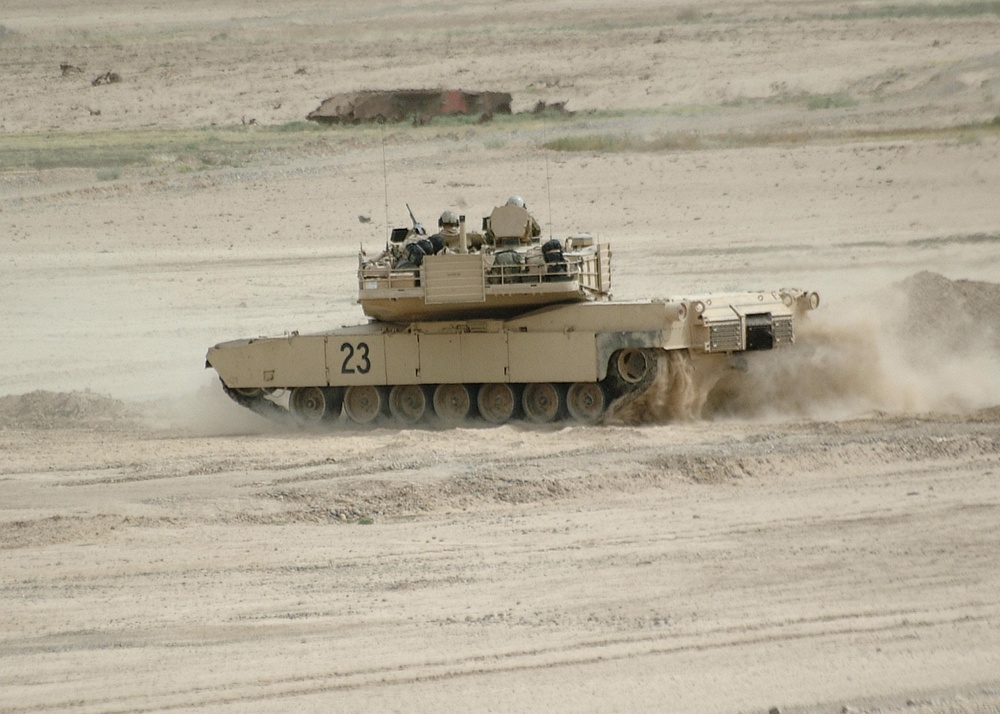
306;89;513;125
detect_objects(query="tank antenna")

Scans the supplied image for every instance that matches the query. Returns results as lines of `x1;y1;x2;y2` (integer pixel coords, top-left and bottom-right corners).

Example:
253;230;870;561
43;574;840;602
544;147;553;240
380;120;390;246
541;106;555;240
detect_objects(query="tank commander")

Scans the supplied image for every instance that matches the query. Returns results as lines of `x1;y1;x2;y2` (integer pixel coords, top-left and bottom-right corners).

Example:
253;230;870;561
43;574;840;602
433;210;461;249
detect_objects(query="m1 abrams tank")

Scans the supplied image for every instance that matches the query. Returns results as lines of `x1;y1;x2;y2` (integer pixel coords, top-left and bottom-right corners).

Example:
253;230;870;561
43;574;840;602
206;202;819;427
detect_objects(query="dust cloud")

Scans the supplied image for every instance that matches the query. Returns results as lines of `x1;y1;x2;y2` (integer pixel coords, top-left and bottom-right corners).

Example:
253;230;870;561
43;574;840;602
142;378;284;437
705;272;1000;421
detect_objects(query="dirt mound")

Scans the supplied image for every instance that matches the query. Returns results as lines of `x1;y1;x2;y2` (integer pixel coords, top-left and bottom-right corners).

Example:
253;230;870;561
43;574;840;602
896;270;1000;352
0;390;138;430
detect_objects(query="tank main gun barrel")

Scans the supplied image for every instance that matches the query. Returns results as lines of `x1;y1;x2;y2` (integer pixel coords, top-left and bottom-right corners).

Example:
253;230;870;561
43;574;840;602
459;214;468;254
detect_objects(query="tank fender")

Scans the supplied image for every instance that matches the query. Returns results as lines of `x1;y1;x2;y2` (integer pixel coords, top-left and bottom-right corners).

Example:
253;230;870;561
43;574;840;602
595;331;662;380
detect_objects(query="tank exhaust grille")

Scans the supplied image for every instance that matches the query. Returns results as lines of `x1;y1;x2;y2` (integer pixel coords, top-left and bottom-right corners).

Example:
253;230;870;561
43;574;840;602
773;315;794;346
708;319;741;352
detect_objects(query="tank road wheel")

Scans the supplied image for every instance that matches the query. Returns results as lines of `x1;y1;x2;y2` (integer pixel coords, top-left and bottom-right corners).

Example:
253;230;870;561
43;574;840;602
477;383;517;425
433;384;473;424
389;384;428;424
566;382;606;424
289;386;342;426
615;349;652;384
343;385;385;424
522;383;563;424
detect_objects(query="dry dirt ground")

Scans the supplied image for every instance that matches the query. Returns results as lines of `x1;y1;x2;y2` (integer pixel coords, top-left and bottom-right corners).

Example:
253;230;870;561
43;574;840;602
2;2;1000;712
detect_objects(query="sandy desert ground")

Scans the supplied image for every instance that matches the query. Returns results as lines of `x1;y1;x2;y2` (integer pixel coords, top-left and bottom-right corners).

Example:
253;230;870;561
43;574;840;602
2;1;1000;712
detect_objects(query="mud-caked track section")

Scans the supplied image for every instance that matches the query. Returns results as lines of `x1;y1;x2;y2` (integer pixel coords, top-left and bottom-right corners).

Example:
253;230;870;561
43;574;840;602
220;348;710;428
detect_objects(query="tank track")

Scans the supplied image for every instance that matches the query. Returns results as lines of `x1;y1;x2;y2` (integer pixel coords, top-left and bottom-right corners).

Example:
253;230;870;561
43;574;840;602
219;348;693;428
221;384;296;426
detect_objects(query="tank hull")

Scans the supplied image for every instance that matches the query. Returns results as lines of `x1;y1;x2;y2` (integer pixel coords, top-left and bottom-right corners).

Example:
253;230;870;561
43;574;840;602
206;290;817;426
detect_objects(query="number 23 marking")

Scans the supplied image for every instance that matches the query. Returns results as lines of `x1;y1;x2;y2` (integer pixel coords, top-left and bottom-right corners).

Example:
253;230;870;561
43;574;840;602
340;342;371;374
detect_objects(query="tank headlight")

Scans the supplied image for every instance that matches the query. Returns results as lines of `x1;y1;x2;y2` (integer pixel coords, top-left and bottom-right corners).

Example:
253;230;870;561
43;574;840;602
809;292;821;309
781;293;794;307
692;301;705;315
